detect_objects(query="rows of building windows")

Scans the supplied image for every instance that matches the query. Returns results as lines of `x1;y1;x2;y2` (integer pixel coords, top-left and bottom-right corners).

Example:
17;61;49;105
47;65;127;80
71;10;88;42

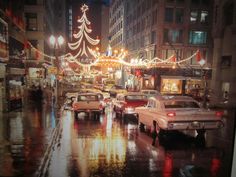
190;10;209;24
110;0;123;15
111;34;123;47
126;31;157;51
164;29;207;45
25;13;37;31
164;7;209;25
109;9;123;27
165;7;184;24
110;21;123;39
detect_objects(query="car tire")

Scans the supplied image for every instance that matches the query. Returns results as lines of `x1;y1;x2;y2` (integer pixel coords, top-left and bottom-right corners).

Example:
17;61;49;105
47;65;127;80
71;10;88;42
139;122;145;132
93;112;100;120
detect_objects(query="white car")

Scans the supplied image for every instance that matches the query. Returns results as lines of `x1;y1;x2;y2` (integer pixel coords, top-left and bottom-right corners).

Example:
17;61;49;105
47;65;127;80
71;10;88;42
135;95;224;136
72;93;104;119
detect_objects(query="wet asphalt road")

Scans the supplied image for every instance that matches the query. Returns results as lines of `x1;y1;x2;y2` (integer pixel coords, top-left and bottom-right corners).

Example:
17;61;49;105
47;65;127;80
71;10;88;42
0;102;235;177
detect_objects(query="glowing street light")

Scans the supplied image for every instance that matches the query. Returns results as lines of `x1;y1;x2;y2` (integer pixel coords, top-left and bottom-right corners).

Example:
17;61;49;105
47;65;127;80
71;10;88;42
49;34;64;107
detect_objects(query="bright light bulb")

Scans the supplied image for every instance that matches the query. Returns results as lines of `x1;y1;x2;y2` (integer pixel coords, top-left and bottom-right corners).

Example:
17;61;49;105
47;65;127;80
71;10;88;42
49;35;56;45
58;35;64;46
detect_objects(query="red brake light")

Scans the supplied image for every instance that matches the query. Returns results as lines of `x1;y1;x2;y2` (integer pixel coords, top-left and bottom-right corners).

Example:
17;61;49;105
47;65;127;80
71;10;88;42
215;111;223;117
167;112;176;117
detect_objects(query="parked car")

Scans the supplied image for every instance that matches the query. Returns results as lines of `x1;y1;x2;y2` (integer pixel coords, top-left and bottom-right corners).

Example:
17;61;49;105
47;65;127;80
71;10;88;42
72;93;104;119
141;89;161;98
113;92;148;119
109;85;127;97
135;95;224;137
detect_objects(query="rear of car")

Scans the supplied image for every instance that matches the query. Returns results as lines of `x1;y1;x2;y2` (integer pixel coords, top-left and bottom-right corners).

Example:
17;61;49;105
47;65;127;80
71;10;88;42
73;93;103;118
161;99;224;131
136;96;224;136
114;93;148;119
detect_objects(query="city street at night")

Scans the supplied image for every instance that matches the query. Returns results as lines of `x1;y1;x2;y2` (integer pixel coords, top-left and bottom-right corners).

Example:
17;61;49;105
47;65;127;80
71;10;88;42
0;99;235;177
1;0;236;177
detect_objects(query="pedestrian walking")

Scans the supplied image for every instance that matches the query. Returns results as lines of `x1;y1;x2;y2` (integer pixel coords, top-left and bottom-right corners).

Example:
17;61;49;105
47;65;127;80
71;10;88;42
152;121;158;146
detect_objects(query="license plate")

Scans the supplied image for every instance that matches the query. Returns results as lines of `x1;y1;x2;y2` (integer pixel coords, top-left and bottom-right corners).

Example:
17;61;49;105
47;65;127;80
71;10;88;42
191;121;200;128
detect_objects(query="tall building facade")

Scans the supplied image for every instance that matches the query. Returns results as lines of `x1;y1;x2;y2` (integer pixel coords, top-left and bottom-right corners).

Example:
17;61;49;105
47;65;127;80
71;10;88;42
211;0;236;105
109;0;125;49
119;0;214;95
0;0;26;111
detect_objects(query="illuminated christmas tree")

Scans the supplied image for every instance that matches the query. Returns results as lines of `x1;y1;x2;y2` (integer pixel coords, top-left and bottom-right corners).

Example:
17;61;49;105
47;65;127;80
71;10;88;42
68;4;100;64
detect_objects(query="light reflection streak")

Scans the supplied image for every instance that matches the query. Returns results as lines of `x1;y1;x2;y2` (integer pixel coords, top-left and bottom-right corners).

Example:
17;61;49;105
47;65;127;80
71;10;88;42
48;111;72;177
50;107;56;128
72;113;127;176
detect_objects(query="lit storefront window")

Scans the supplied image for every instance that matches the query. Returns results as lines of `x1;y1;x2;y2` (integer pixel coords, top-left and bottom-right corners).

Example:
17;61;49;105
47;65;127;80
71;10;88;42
161;79;182;94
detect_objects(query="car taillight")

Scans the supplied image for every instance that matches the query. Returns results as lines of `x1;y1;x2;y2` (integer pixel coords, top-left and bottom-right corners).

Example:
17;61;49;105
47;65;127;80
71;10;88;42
167;112;176;117
215;111;223;117
73;104;78;110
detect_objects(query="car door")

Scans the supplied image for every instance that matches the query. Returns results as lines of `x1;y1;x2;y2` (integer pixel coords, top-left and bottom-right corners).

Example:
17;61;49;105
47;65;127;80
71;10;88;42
138;99;154;126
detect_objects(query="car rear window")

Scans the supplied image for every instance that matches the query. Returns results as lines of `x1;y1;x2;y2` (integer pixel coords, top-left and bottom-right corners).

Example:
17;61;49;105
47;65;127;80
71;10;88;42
125;95;147;101
78;95;98;101
164;101;200;108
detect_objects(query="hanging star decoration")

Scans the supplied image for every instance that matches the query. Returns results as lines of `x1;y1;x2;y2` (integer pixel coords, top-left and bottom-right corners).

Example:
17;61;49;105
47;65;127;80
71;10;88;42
81;4;89;12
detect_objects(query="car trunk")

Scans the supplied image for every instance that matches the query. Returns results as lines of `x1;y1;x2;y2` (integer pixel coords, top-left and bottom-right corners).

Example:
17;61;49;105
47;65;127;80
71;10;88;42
74;101;100;110
165;108;221;121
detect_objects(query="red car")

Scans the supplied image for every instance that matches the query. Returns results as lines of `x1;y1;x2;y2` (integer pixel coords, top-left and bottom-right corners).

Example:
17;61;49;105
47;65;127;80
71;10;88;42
113;92;148;119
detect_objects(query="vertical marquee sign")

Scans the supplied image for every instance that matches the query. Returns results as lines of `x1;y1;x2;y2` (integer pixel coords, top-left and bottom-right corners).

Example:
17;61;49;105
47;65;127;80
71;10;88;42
0;18;8;62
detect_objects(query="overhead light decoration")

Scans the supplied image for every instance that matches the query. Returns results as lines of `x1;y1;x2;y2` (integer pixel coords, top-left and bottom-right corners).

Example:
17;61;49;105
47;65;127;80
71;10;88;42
65;4;100;68
23;4;207;75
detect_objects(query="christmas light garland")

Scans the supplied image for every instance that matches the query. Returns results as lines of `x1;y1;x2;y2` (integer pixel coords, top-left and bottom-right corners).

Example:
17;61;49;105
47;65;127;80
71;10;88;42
23;3;205;75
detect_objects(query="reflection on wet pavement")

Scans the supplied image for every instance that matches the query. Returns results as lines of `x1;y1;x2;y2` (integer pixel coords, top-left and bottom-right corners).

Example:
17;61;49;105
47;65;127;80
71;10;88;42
0;103;58;177
0;104;234;177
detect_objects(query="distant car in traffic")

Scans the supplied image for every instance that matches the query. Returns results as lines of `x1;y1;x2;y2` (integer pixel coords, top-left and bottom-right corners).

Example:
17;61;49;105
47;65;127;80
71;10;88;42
72;93;104;119
135;95;224;137
113;92;148;119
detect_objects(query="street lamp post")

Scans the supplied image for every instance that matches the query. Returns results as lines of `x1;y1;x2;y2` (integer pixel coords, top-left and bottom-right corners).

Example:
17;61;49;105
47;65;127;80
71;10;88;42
49;35;64;107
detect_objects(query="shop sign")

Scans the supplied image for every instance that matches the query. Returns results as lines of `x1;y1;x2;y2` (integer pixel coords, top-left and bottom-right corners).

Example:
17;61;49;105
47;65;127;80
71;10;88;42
0;18;9;62
28;67;45;78
47;66;58;74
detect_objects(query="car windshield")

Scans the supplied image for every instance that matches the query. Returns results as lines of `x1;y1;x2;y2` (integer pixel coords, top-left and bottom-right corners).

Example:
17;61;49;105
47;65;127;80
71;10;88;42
125;95;147;101
164;101;200;108
78;95;98;101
